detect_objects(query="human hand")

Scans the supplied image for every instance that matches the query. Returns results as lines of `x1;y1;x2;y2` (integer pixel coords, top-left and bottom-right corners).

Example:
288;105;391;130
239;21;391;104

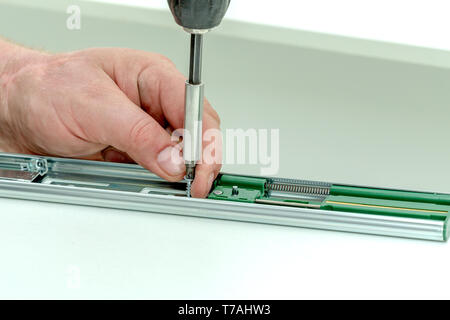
0;45;222;197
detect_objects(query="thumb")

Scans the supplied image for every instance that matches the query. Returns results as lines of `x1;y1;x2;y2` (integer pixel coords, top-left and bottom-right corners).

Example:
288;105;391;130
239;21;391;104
77;78;186;181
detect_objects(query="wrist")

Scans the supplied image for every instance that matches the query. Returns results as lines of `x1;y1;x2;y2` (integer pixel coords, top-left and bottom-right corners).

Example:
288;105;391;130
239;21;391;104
0;39;46;76
0;39;47;152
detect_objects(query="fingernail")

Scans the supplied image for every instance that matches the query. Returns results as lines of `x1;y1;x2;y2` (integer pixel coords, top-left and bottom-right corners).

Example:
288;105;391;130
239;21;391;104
157;145;185;176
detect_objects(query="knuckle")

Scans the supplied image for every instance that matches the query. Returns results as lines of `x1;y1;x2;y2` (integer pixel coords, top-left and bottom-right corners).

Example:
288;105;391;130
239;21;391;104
128;117;157;150
211;109;221;125
42;54;98;86
207;106;221;126
46;54;90;72
155;54;175;68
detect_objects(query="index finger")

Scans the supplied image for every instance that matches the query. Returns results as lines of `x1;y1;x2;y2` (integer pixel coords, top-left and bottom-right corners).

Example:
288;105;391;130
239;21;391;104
138;61;220;130
191;111;222;198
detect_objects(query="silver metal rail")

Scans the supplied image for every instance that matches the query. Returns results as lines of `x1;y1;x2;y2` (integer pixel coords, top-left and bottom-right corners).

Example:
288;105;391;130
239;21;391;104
0;153;447;241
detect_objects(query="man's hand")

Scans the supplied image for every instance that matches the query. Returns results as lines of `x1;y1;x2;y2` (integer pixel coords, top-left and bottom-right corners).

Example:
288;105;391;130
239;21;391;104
0;44;222;198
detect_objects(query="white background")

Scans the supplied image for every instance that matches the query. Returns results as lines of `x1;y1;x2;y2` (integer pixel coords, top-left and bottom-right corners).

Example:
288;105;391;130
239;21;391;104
1;197;447;299
91;0;450;51
0;0;449;300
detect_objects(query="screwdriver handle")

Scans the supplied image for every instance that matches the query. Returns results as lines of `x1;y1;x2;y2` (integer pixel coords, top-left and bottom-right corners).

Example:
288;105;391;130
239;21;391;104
168;0;231;31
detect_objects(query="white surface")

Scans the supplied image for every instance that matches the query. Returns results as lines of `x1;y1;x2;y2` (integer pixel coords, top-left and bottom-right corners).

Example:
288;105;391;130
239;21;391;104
90;0;450;52
0;197;448;299
7;0;450;68
0;0;449;299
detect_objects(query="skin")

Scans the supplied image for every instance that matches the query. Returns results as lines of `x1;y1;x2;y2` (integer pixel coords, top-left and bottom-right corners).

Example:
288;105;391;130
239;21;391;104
0;39;222;198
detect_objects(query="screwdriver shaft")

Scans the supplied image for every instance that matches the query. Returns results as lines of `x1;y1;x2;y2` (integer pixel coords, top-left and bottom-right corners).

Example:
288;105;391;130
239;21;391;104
184;33;204;196
189;34;203;84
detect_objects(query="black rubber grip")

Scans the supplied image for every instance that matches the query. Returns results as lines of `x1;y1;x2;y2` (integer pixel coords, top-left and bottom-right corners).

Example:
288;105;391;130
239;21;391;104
168;0;231;30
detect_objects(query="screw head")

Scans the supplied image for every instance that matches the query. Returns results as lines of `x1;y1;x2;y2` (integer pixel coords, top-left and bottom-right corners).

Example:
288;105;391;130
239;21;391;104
213;190;223;195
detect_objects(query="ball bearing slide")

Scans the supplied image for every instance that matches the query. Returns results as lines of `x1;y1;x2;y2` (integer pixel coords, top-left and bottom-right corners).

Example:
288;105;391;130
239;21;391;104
0;153;448;242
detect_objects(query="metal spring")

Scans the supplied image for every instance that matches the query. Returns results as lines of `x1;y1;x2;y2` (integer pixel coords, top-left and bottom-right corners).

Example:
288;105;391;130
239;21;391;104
271;177;331;187
267;183;330;195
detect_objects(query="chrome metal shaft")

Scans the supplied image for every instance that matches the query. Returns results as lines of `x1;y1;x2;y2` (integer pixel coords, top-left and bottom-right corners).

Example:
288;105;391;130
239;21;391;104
189;34;203;84
184;34;205;197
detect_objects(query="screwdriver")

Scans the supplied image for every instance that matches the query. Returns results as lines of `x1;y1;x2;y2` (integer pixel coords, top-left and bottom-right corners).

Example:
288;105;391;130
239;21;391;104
184;32;203;195
167;0;230;197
